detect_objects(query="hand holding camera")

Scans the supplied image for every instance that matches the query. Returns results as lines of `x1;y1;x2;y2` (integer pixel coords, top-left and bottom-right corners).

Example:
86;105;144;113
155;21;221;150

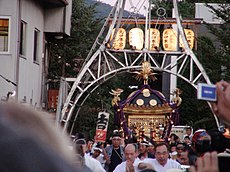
211;81;230;124
197;81;230;125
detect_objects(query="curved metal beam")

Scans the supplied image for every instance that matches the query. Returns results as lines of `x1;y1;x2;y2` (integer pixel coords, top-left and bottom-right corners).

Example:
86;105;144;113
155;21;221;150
66;65;206;134
172;0;219;128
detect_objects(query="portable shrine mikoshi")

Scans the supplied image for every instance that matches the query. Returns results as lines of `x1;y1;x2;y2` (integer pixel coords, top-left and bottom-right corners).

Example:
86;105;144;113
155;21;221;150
110;61;182;142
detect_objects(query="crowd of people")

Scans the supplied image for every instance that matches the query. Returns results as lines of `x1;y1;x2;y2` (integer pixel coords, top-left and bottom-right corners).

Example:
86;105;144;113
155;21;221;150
0;80;229;172
73;126;229;172
72;81;230;172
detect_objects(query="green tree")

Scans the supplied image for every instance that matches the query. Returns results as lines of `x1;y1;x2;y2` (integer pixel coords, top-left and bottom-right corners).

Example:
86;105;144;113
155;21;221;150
151;1;194;18
205;2;230;81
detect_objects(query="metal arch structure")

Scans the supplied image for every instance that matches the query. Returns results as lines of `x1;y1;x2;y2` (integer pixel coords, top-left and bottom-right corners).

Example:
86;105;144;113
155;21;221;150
58;0;220;134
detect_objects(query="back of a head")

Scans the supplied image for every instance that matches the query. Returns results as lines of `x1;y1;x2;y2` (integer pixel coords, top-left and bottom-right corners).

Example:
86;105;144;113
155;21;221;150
0;103;75;163
208;129;230;153
74;138;87;157
0;109;78;172
192;129;212;154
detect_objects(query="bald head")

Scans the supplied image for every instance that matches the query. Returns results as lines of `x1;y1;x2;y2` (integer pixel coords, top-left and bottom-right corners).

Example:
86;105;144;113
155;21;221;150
125;144;136;152
125;144;137;163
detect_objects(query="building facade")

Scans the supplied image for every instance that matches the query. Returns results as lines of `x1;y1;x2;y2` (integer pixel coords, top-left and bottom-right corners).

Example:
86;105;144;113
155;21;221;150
0;0;72;108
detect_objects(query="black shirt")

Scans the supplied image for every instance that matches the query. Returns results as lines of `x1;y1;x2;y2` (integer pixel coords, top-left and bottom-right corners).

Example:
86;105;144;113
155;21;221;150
109;147;122;172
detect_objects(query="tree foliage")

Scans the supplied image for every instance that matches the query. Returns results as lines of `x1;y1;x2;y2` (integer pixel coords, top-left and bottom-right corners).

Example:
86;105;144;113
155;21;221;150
205;2;230;81
48;0;102;80
150;1;194;18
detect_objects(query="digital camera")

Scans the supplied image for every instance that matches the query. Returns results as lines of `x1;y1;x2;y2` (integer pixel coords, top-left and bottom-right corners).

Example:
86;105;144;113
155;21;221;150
197;83;217;102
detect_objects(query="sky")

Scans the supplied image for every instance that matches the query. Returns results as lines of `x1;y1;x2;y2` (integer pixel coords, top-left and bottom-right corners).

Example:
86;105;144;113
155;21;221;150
96;0;148;15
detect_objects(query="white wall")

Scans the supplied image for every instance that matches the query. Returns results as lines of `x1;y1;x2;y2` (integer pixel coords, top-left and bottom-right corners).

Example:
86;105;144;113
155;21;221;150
195;3;224;24
0;1;18;101
18;0;44;107
0;0;44;107
0;0;72;108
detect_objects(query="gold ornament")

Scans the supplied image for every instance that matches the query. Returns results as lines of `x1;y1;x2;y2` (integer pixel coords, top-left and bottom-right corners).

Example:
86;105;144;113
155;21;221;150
142;89;151;97
149;99;157;106
136;99;144;106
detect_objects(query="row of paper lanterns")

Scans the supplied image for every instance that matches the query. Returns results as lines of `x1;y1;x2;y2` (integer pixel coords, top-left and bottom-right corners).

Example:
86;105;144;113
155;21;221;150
108;28;194;51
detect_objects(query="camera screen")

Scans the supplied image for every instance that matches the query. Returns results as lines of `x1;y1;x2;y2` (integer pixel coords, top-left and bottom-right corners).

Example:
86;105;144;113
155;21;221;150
197;83;217;102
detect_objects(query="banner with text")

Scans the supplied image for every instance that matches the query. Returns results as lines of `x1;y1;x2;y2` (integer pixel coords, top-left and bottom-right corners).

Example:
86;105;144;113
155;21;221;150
95;112;110;143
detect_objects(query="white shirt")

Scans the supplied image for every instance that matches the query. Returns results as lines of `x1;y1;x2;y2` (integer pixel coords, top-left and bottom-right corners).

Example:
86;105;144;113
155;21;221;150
140;158;181;172
84;154;106;172
114;158;141;172
91;154;106;167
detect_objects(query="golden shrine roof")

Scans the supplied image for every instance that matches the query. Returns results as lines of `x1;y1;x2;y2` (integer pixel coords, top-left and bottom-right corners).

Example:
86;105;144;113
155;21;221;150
122;88;173;115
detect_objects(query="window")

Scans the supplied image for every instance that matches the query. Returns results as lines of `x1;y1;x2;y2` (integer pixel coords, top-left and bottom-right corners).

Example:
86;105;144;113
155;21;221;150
20;21;26;56
0;18;9;52
33;28;40;62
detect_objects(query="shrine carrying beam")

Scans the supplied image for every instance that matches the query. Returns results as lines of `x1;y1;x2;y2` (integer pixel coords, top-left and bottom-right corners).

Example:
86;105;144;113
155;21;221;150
108;18;203;25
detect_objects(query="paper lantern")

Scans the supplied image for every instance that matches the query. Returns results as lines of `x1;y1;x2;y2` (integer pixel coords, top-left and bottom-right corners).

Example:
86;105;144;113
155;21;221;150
162;28;177;51
145;28;160;51
129;28;144;50
109;28;126;50
179;29;195;50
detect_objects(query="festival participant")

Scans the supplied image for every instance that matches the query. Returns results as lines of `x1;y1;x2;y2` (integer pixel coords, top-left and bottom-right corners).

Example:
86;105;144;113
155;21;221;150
138;141;155;160
184;136;191;146
105;132;125;172
169;143;177;159
74;138;105;172
176;143;185;157
178;149;190;166
176;142;187;163
138;143;181;172
114;144;142;172
91;142;106;168
191;129;212;157
169;133;180;145
148;143;156;157
183;127;193;140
